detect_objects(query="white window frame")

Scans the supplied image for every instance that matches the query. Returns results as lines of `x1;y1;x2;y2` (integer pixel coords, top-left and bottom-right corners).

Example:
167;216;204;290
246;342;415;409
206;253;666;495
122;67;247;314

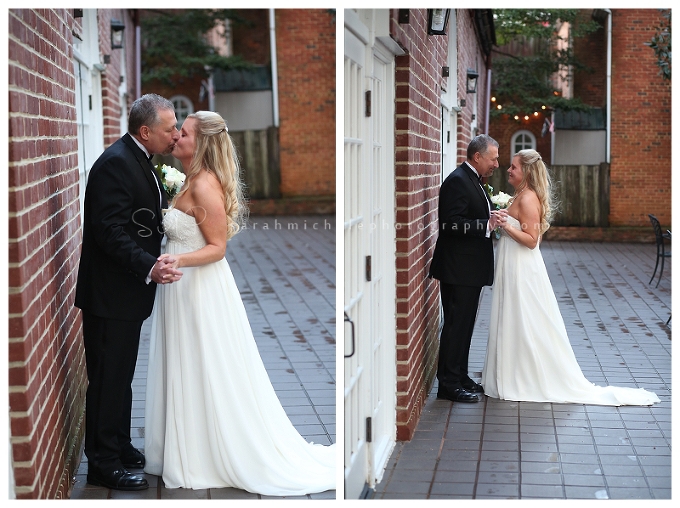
170;95;194;127
511;129;536;156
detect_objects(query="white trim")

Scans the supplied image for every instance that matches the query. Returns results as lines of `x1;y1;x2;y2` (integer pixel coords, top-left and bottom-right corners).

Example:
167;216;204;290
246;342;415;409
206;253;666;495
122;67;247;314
170;95;194;127
510;129;536;156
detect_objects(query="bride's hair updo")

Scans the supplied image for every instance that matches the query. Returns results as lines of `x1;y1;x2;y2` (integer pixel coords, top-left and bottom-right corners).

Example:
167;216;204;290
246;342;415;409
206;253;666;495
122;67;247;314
179;111;247;238
515;149;557;235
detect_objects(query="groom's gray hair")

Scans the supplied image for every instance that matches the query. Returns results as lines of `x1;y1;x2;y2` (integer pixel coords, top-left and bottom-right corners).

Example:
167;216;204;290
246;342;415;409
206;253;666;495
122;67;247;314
467;134;499;160
128;94;174;135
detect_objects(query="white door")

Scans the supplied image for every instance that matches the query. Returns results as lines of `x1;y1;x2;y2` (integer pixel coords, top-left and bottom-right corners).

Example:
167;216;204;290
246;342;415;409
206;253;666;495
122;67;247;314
344;9;397;499
441;10;458;182
73;9;104;213
441;105;458;181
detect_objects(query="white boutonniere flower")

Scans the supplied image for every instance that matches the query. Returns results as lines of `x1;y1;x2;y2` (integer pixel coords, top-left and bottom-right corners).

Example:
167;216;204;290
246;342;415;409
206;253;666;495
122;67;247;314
155;164;186;199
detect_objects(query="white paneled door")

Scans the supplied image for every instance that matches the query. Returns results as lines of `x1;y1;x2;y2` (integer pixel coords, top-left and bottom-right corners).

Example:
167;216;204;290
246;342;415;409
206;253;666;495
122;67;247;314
344;9;398;499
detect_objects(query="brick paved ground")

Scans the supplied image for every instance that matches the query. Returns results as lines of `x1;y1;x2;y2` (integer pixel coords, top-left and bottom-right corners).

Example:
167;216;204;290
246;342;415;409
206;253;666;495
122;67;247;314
70;216;337;500
372;240;671;500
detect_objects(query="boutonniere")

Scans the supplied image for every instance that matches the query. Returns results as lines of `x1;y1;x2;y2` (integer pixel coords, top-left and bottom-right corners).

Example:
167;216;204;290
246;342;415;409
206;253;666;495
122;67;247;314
155;164;186;199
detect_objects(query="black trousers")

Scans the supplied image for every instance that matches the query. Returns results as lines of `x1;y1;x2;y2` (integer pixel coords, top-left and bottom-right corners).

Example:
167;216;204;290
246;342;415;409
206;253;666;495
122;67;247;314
82;310;143;472
437;282;483;391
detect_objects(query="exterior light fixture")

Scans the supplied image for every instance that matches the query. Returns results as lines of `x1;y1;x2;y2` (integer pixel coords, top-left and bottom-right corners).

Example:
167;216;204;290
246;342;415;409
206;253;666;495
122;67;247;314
466;68;479;94
427;9;450;35
111;19;125;49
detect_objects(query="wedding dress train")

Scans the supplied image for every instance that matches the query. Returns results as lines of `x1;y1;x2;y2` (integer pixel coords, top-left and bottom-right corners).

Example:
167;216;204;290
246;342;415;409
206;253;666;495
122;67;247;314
144;208;336;494
481;215;659;406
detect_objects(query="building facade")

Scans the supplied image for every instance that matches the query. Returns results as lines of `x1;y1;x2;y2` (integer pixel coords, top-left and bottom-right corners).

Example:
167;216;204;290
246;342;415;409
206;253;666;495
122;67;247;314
488;9;671;237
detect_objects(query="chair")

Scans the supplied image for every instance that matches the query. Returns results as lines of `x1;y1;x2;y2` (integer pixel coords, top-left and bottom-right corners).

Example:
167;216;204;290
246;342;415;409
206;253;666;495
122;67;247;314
648;214;671;288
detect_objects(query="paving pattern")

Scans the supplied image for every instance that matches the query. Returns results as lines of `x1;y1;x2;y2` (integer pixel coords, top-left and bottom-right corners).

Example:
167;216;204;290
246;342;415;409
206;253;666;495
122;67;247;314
70;216;337;500
372;240;671;500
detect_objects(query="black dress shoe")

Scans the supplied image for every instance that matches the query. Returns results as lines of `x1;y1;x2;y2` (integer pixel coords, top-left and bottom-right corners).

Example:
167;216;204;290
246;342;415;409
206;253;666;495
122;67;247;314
87;468;149;491
462;380;484;394
437;387;480;403
121;447;145;469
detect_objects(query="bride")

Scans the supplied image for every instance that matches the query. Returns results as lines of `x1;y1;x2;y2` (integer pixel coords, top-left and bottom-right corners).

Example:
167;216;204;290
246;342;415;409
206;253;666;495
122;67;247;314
481;149;659;406
143;111;336;494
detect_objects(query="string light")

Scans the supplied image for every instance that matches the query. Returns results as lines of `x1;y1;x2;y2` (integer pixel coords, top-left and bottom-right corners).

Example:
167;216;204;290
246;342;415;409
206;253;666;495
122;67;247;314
489;99;549;121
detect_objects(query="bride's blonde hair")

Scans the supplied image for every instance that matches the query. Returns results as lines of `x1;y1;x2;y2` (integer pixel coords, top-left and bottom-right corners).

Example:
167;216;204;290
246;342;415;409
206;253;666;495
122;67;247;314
515;149;557;235
176;111;247;238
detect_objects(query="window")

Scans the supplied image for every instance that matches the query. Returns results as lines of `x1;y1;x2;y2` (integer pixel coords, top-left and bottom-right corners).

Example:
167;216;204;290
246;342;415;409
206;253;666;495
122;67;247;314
511;130;536;156
171;95;194;128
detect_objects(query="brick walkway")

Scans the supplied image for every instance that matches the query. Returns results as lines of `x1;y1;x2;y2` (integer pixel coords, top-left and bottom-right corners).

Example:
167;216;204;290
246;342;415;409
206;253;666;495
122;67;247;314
70;216;336;500
372;240;671;500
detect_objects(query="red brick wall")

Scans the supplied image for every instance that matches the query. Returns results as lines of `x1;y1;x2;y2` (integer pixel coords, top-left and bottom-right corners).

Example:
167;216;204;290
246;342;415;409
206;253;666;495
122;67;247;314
609;9;671;227
232;9;271;65
390;9;445;441
8;9;85;499
98;10;131;148
573;10;607;108
388;9;491;441
456;11;491;162
276;9;335;197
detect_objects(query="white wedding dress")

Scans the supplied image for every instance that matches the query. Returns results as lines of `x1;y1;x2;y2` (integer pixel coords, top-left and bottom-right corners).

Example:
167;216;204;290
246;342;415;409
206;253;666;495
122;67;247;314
144;208;336;494
481;215;659;406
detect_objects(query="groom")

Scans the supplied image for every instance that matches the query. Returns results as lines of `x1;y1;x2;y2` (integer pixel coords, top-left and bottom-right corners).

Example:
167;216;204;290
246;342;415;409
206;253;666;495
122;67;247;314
75;94;182;490
428;134;502;403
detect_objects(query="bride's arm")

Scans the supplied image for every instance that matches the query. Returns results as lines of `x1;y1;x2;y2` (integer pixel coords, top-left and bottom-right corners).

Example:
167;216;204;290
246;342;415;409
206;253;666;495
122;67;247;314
171;174;228;268
501;192;541;249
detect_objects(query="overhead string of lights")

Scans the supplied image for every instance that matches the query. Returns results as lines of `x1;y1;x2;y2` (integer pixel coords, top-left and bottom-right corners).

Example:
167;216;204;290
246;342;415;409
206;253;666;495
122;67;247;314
490;97;550;122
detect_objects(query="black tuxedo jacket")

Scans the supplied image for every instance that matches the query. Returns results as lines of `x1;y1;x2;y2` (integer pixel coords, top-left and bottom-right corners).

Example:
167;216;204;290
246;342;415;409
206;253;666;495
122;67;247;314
75;133;167;321
428;162;494;287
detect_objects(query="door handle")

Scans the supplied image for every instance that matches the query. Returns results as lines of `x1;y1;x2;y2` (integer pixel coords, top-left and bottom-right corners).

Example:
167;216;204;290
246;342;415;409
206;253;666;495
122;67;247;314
344;312;356;358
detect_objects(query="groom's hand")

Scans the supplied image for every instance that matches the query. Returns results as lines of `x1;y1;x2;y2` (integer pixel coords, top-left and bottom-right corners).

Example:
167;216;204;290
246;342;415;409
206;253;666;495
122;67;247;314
150;256;183;284
489;210;507;230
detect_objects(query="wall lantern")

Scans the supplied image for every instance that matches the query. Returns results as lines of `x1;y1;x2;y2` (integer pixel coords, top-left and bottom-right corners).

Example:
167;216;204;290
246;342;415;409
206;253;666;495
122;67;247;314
427;9;450;35
466;68;479;94
111;19;125;49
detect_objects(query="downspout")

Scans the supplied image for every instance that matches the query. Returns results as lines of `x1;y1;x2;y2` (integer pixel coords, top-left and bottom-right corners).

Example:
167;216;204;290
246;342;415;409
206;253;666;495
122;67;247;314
485;68;491;134
135;22;141;99
604;9;612;163
269;9;280;127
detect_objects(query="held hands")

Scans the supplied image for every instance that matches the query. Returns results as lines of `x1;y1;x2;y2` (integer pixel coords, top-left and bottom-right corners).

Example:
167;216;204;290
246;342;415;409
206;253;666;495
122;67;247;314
489;209;509;230
150;254;183;284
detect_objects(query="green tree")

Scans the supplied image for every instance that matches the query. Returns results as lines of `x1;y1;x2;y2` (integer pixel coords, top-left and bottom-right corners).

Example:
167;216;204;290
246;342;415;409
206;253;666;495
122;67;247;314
490;9;600;118
645;9;671;81
141;9;252;87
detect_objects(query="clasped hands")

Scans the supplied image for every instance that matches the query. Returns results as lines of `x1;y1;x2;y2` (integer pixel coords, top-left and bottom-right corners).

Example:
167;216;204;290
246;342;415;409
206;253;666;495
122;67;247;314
489;209;509;230
150;254;183;284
